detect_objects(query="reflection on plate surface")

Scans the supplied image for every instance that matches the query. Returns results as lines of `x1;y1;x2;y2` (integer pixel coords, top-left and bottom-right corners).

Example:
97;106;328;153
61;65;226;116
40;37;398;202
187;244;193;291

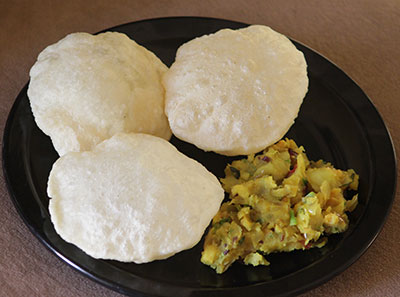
2;17;396;297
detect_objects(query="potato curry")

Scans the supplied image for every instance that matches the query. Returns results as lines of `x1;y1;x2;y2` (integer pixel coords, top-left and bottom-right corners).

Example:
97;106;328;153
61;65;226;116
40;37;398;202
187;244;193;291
201;139;359;273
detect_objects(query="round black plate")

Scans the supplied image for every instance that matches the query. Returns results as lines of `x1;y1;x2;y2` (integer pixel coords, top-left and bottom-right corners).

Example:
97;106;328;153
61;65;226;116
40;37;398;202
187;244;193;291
2;17;397;297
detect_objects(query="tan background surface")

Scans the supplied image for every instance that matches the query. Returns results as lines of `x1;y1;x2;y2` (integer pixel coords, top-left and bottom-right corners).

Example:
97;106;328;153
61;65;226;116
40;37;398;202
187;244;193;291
1;1;399;296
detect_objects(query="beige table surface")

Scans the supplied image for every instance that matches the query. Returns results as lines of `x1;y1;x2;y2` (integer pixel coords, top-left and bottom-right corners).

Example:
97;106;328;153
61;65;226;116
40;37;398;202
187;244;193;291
1;1;399;296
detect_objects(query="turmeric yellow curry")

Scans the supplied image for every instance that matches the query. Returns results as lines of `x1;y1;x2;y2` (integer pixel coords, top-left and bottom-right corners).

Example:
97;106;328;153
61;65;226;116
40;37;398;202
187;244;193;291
201;138;359;273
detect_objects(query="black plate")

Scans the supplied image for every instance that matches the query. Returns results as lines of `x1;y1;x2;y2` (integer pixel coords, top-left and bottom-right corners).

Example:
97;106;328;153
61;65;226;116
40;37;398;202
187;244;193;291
2;17;397;297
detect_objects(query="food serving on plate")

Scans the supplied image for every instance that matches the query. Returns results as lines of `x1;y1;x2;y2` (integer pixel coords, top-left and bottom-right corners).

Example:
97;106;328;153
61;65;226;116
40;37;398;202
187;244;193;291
47;133;224;263
28;31;171;156
163;25;308;156
201;138;359;273
25;23;359;271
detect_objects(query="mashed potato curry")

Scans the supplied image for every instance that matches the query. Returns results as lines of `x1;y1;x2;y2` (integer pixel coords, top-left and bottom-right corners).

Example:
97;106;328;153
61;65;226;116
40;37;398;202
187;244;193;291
201;139;359;273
